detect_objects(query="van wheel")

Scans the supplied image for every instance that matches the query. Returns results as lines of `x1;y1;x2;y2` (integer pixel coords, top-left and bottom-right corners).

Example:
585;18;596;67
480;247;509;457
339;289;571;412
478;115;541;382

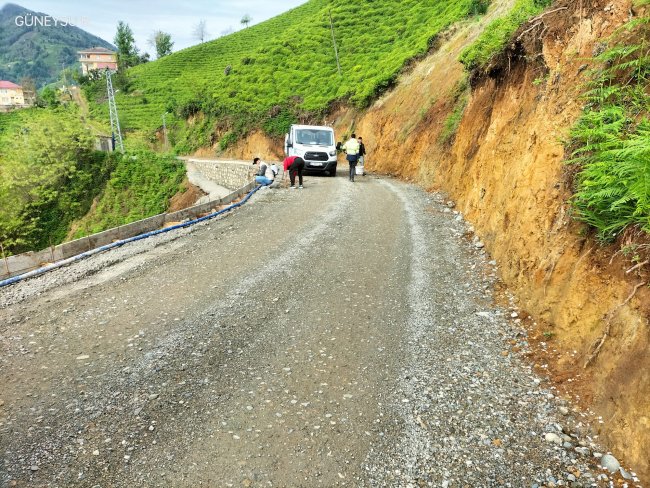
330;165;337;177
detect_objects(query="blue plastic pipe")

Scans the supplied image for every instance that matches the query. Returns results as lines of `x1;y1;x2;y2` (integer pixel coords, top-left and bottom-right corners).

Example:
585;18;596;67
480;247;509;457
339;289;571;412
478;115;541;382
0;185;262;289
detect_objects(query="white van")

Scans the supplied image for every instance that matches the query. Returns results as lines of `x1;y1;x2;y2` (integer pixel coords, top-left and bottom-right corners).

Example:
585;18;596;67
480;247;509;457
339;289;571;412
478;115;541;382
284;124;338;176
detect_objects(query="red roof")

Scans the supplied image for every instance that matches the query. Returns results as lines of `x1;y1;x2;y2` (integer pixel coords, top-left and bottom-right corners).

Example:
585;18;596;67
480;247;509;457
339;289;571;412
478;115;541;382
0;81;21;89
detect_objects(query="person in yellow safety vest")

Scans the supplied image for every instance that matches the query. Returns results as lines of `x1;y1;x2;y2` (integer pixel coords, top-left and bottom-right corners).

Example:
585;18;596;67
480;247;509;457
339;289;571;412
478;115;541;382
342;133;361;182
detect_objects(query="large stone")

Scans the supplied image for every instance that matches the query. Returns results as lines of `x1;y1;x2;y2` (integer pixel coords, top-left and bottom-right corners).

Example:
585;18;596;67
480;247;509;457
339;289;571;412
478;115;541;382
600;454;620;472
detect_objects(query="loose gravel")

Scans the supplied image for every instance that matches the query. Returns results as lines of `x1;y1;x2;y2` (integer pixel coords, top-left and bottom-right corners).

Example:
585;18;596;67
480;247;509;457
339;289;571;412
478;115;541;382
0;174;640;487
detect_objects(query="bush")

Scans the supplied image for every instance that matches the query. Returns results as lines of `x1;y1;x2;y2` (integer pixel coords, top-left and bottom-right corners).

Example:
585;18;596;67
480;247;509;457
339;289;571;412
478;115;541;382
219;132;238;151
459;0;552;72
469;0;490;16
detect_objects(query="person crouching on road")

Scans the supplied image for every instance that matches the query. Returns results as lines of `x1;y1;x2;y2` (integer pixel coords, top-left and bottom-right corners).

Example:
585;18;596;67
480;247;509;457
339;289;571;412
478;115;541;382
283;156;305;189
254;157;277;186
342;133;360;182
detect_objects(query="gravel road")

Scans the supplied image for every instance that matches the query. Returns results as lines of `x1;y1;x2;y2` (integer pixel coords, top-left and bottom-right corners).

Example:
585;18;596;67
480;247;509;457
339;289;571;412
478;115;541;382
0;172;640;487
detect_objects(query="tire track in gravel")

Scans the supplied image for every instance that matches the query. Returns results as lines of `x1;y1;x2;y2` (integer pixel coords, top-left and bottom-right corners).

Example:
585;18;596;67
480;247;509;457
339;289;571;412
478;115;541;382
153;178;412;487
0;178;351;486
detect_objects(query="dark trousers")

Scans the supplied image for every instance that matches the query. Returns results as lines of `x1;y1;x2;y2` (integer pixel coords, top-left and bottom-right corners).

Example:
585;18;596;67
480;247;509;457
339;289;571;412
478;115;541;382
349;163;357;181
288;160;304;186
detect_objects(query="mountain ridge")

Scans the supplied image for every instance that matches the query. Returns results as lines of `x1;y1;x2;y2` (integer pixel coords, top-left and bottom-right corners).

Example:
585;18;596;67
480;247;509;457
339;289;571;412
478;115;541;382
0;2;115;87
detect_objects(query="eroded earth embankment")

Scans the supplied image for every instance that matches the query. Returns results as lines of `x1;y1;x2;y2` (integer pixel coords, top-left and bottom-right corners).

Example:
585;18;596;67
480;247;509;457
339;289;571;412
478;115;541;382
352;0;649;479
220;0;649;479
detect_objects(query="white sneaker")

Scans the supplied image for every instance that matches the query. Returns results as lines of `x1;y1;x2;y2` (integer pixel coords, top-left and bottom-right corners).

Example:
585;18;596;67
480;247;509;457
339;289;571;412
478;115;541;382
298;185;303;189
290;186;296;189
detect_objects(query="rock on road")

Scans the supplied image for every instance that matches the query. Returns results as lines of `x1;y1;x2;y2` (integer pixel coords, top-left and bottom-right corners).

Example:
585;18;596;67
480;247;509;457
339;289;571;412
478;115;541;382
0;173;630;487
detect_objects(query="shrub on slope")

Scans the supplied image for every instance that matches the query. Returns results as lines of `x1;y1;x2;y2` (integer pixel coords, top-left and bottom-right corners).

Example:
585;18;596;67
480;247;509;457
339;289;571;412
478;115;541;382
569;8;650;241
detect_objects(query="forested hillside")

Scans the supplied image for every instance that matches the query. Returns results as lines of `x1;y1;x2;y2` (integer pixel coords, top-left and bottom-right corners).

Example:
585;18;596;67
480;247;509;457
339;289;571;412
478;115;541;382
0;3;114;87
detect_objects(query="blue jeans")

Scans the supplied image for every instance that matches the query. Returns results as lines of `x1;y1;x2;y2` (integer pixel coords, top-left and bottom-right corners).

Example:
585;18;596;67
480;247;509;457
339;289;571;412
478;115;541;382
255;176;273;186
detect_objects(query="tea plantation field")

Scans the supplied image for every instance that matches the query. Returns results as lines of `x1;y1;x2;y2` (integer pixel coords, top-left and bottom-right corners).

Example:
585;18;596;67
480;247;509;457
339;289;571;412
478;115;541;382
90;0;491;139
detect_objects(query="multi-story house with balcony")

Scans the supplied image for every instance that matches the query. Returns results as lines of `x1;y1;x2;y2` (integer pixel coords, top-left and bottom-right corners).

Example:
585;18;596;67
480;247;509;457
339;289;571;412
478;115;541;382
78;47;118;75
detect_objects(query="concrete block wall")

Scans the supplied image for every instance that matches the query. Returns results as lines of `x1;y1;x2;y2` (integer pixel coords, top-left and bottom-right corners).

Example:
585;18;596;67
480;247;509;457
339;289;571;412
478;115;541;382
1;182;256;280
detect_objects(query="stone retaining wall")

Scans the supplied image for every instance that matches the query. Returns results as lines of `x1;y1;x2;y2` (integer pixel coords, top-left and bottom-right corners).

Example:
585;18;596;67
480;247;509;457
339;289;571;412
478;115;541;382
186;159;255;190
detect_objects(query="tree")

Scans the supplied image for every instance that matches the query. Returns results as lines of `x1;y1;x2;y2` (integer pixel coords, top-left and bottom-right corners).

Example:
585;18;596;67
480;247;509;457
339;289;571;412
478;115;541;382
39;86;59;108
240;14;252;28
114;21;139;69
0;107;97;253
148;31;174;59
193;20;208;43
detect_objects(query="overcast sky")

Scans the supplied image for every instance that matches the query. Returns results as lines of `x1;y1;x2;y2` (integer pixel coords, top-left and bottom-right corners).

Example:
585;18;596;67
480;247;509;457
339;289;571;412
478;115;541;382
11;0;306;54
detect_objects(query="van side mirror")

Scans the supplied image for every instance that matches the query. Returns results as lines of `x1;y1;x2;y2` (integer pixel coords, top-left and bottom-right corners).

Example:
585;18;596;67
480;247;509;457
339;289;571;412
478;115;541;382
336;142;342;151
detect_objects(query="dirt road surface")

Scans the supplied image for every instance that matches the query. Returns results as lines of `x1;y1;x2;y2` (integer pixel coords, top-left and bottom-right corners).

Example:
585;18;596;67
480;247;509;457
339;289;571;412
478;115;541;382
0;173;635;487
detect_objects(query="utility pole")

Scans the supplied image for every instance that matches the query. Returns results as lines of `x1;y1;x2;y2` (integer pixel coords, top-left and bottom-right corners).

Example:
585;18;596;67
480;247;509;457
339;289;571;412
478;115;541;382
106;70;124;153
162;112;169;150
329;10;341;77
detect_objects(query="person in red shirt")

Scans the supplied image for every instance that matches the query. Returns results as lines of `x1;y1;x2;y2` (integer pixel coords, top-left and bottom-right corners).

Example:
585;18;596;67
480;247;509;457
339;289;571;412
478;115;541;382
283;156;305;189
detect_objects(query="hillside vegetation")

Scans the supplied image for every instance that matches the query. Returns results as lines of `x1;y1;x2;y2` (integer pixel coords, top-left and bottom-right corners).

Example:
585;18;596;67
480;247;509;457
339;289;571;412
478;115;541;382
86;0;493;149
0;106;185;255
0;3;115;87
69;151;186;239
569;6;650;241
0;106;113;253
459;0;552;72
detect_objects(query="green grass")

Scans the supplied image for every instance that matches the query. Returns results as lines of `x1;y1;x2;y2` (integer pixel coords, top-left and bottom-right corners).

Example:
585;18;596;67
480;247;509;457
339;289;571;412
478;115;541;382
85;0;493;145
568;13;650;241
459;0;552;72
71;151;185;237
440;77;470;144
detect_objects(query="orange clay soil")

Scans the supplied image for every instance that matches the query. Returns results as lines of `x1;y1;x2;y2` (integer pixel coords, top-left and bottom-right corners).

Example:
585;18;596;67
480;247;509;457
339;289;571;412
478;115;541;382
167;178;207;212
352;0;649;478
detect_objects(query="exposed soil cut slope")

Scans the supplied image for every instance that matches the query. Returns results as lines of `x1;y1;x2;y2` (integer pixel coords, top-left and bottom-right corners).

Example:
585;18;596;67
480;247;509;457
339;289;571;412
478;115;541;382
352;0;650;479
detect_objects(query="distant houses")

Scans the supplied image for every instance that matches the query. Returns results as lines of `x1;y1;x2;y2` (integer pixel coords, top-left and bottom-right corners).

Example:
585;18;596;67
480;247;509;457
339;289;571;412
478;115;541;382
0;81;28;111
78;47;118;75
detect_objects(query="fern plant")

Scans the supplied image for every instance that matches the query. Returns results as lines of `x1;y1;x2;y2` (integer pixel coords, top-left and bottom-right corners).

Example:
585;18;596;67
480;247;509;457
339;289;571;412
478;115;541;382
569;7;650;241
